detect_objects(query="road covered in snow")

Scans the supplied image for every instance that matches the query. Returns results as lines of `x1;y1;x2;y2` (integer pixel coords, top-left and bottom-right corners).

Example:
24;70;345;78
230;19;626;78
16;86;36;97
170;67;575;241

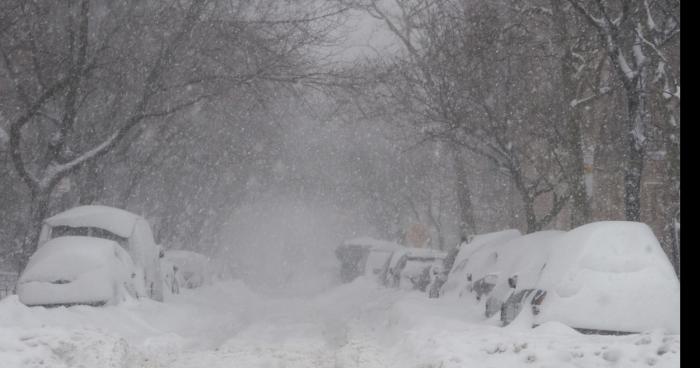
0;278;680;368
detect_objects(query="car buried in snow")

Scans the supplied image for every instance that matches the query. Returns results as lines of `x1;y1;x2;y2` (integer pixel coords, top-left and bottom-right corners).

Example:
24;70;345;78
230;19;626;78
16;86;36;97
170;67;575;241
17;205;164;307
440;222;680;334
335;237;403;283
384;247;447;292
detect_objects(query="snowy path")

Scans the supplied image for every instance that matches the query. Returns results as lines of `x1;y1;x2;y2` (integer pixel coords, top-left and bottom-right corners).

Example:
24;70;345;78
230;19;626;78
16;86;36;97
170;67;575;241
0;279;680;368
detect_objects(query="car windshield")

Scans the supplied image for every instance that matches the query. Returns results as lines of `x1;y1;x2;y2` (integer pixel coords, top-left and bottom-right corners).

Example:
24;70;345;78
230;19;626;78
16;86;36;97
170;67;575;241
51;225;128;248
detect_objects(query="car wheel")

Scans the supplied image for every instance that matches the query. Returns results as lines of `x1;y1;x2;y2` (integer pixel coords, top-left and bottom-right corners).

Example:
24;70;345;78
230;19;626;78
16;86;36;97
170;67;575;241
500;289;547;326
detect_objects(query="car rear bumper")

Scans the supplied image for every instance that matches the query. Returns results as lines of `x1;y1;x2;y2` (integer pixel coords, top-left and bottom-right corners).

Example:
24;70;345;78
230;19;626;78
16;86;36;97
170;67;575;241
17;277;113;307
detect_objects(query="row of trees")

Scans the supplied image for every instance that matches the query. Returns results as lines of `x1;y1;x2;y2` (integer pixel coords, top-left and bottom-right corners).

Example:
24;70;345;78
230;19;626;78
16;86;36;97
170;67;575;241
0;0;349;269
338;0;679;272
0;0;680;276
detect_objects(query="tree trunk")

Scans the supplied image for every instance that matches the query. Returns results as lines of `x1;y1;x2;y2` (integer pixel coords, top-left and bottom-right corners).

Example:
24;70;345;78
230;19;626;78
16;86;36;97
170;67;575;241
450;145;476;237
78;159;105;205
523;197;539;233
623;88;646;222
551;0;591;227
17;189;51;270
661;85;680;277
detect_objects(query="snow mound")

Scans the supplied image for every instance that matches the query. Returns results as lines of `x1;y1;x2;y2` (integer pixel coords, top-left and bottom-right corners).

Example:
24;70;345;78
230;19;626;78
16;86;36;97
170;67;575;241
533;321;581;336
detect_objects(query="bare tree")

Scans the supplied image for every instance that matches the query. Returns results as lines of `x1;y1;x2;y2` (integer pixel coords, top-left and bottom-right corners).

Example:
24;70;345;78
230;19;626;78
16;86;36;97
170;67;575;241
347;0;572;233
0;0;348;268
566;0;679;222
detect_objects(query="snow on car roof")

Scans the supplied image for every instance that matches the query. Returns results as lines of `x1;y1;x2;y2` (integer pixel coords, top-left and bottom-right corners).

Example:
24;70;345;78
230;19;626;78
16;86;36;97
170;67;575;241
43;205;143;238
342;237;403;252
387;247;446;270
404;248;446;259
453;229;522;268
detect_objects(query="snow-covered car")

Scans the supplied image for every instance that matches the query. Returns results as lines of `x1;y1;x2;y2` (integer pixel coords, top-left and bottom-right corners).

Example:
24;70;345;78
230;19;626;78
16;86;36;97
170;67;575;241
17;236;138;306
384;247;446;291
441;222;680;334
20;205;165;305
163;250;210;289
335;237;403;283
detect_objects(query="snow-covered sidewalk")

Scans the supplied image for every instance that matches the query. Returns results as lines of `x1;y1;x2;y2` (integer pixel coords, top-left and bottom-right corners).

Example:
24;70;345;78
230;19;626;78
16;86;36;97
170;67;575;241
0;279;680;368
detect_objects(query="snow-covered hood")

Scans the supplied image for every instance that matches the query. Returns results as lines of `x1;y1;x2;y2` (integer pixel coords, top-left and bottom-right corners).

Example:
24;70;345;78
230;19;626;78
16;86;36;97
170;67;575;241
19;236;122;283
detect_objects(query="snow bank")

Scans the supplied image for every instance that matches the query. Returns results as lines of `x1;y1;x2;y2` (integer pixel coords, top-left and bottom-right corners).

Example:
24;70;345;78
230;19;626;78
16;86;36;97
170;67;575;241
0;277;681;368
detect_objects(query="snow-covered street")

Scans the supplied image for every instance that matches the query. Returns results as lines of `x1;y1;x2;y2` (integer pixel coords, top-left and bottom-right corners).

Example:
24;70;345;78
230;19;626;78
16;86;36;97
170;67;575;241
0;278;680;368
0;0;682;366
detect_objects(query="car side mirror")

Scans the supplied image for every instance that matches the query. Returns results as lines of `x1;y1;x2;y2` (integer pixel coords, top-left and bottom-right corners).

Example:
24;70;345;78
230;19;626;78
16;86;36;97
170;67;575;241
508;275;518;288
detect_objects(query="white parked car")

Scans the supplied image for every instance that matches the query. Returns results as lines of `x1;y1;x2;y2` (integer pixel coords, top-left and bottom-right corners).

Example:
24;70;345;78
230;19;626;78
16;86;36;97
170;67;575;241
17;205;164;306
17;236;138;306
441;222;680;334
335;237;403;283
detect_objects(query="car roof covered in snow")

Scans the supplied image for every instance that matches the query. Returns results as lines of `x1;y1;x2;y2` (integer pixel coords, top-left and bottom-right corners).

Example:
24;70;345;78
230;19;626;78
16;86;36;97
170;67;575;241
404;247;446;259
43;205;143;239
455;229;522;267
387;247;446;270
342;237;403;252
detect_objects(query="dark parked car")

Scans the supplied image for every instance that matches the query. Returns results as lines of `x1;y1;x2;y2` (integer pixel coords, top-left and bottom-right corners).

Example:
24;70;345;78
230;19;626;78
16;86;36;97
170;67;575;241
336;237;402;283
